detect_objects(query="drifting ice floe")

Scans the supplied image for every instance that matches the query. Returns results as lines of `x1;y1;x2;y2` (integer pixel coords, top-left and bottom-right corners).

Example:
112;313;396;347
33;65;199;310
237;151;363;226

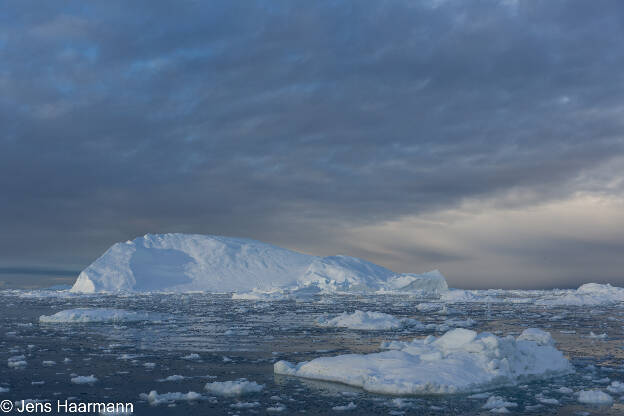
141;390;202;405
70;233;447;295
204;379;264;395
39;308;164;323
7;356;27;368
316;310;422;331
274;328;573;395
70;375;97;384
577;390;613;405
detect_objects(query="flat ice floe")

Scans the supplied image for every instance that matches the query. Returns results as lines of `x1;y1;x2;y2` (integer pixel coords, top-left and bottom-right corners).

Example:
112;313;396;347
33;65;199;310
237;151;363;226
140;390;203;405
577;390;613;404
39;308;164;323
316;310;422;330
71;375;98;384
274;328;573;395
204;379;264;395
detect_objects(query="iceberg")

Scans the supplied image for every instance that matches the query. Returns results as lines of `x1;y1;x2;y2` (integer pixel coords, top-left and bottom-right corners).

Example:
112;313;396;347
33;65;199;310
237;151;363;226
536;283;624;306
274;328;573;395
70;233;447;294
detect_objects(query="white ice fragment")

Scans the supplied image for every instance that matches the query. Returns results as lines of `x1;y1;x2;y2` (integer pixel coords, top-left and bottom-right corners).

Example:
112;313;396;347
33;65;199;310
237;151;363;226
40;308;162;323
71;375;97;384
577;390;613;405
157;375;185;382
316;310;422;331
8;356;27;368
482;396;517;409
140;390;202;405
517;328;555;346
204;379;264;396
332;402;357;411
230;401;260;408
606;381;624;394
266;403;286;412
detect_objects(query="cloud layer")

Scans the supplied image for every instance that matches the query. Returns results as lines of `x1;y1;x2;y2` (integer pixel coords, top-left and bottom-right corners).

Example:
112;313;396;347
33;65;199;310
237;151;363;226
1;0;624;288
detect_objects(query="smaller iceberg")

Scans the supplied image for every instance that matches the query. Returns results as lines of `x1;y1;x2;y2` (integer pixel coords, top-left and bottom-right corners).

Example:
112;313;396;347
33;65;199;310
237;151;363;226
536;283;624;306
274;328;573;395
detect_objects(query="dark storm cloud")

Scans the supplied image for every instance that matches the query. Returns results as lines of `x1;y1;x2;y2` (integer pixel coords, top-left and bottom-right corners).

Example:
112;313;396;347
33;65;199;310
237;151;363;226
2;0;624;287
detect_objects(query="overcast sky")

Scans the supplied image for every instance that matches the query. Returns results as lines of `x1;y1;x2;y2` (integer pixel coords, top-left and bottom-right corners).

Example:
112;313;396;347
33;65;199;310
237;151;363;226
2;0;624;289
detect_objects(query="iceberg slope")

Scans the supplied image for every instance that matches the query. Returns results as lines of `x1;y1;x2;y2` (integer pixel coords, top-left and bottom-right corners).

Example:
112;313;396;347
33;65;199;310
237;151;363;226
71;234;312;293
71;233;447;294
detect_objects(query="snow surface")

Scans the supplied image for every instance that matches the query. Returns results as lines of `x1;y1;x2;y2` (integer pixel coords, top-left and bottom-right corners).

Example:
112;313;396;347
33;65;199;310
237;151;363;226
274;328;573;395
316;310;422;330
70;233;447;294
39;308;163;323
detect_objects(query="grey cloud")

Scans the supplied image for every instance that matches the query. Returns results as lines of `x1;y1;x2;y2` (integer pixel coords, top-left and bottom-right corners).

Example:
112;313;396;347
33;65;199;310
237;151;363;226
1;0;624;287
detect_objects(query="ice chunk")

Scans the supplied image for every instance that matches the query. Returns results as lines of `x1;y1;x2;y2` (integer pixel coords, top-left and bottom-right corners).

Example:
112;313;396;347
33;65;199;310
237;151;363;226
482;396;517;409
230;401;260;408
332;402;357;410
71;375;97;384
7;356;27;368
40;308;163;323
606;381;624;394
577;390;613;405
204;379;264;396
140;390;202;405
157;375;185;382
517;328;555;346
316;310;422;331
274;328;573;395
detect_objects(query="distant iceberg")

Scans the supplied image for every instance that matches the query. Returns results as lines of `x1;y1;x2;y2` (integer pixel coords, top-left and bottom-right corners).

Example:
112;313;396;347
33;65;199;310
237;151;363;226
536;283;624;306
70;233;448;294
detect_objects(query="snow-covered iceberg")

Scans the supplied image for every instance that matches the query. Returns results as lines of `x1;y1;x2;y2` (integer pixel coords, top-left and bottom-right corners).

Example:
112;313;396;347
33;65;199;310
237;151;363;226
274;328;573;395
70;233;447;294
536;283;624;306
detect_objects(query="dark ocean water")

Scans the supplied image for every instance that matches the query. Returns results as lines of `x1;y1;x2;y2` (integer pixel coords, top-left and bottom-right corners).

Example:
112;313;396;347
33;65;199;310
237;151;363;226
1;290;622;415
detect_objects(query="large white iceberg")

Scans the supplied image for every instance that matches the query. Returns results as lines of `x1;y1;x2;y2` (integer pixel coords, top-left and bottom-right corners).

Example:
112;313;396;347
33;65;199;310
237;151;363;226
70;234;447;294
274;328;573;395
